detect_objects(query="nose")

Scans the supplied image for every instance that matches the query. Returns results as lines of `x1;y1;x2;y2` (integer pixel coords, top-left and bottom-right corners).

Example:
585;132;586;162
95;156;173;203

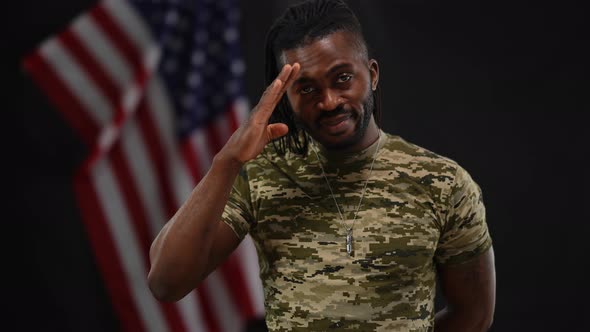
317;89;341;111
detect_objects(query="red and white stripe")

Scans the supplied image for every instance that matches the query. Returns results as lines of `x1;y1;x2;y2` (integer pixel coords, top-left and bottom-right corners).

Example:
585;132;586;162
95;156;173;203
23;0;264;331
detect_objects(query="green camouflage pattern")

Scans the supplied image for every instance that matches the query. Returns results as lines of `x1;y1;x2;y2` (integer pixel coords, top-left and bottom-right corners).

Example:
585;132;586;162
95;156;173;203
222;131;492;331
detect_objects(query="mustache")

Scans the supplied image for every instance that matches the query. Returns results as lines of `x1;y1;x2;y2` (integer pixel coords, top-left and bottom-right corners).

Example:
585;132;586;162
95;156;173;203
317;105;349;121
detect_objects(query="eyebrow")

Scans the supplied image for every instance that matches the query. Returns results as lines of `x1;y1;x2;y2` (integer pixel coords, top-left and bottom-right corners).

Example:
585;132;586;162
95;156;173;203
293;63;354;86
326;63;354;76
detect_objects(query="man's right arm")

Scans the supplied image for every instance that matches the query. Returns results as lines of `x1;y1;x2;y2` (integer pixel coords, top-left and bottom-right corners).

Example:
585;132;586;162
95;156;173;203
147;63;300;302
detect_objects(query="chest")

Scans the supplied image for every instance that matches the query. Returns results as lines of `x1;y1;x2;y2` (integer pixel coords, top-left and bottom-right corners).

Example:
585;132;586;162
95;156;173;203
250;173;443;274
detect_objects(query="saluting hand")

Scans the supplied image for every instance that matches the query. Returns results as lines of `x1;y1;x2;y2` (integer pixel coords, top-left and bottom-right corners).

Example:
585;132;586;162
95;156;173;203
220;63;301;165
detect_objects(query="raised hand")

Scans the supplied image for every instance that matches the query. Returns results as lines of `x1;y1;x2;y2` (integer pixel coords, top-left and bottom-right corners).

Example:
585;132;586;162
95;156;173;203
220;63;300;164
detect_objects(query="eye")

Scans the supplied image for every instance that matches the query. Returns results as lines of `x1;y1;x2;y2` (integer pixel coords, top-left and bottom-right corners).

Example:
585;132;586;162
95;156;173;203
300;86;315;95
337;73;353;83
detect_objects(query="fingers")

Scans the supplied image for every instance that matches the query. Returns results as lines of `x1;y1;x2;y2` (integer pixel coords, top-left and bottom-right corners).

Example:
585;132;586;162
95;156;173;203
266;123;289;141
277;62;300;98
259;64;294;109
253;63;300;122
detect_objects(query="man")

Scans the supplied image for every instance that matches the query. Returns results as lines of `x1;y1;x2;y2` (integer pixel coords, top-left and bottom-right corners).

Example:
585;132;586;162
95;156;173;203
148;0;496;331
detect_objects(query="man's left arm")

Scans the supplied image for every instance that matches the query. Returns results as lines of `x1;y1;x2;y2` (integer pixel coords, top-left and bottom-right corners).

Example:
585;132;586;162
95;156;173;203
434;246;496;332
434;163;496;331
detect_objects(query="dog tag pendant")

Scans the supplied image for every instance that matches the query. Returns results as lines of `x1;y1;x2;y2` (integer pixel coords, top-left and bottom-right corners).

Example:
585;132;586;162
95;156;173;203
346;229;354;256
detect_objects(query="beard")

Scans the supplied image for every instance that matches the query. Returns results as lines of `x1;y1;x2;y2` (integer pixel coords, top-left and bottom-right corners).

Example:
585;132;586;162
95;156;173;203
342;90;374;149
294;90;375;151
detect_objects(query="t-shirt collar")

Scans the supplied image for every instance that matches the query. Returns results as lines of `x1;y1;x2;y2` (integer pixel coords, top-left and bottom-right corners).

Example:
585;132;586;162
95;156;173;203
308;129;385;165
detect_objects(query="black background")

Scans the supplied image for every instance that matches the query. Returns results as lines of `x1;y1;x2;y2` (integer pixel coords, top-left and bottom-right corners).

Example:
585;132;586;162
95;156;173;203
8;0;589;331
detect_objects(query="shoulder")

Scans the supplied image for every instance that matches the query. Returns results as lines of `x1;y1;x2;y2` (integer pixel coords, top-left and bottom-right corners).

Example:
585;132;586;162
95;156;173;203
379;132;476;203
381;132;462;177
244;141;305;170
240;142;305;185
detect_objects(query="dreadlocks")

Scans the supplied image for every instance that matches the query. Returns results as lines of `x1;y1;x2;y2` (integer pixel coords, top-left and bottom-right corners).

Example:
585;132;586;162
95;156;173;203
264;0;382;155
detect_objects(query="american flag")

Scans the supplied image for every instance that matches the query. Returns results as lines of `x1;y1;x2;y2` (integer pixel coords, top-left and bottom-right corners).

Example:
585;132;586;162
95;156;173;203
22;0;265;331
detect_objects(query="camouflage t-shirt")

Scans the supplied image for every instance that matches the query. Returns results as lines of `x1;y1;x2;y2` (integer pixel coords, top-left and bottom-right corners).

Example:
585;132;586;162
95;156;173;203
222;131;492;331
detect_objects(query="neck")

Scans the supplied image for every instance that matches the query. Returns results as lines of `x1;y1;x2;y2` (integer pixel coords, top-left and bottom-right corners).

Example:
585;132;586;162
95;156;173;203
312;128;383;165
319;118;380;155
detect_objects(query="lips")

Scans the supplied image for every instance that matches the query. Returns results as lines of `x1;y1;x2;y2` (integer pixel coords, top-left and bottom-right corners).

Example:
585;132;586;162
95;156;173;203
318;113;353;134
319;113;351;127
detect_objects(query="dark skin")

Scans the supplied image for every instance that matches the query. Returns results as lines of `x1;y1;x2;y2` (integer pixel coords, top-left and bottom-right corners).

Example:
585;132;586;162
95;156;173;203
148;63;301;301
148;31;496;331
435;249;496;331
281;31;380;151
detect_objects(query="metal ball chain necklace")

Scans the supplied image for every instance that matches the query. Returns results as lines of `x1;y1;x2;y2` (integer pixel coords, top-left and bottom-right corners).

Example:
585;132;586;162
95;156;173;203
310;132;382;257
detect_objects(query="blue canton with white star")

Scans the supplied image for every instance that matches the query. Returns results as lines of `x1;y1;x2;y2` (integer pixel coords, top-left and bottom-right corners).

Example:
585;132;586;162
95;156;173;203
131;0;245;138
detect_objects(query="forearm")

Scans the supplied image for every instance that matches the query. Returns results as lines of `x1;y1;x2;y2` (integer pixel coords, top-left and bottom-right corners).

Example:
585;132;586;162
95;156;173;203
434;306;492;332
435;248;496;332
148;63;299;302
148;152;242;301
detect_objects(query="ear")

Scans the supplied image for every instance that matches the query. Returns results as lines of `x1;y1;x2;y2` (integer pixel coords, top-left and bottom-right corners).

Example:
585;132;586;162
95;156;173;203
368;59;379;91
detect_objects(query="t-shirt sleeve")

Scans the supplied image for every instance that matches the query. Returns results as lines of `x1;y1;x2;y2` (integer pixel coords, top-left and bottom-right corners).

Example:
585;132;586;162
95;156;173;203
435;165;492;265
221;169;254;240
